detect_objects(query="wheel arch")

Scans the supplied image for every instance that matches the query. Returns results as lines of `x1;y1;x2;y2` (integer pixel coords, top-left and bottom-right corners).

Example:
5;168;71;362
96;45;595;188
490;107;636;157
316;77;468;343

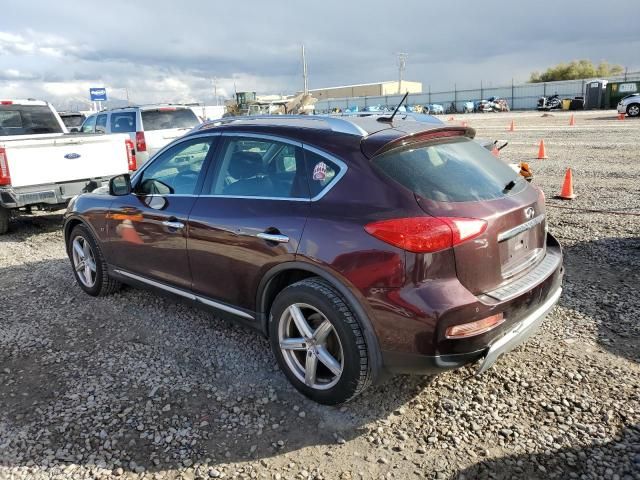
257;261;383;379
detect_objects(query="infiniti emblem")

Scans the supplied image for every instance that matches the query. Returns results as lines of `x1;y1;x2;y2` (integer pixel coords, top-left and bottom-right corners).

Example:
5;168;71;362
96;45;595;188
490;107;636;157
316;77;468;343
524;207;535;219
64;153;81;159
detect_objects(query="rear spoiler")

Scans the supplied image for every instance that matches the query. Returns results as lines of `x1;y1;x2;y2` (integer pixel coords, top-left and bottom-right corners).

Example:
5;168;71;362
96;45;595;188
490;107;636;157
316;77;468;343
368;126;475;158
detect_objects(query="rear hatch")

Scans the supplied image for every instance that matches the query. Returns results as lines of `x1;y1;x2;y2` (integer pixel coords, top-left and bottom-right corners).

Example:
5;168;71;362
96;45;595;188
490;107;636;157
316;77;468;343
370;132;546;294
140;107;200;156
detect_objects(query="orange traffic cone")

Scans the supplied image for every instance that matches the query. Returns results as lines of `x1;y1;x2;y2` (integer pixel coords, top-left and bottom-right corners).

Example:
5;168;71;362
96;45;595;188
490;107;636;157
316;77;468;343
508;120;515;132
461;121;468;127
537;139;548;159
618;113;625;120
491;145;500;157
569;114;575;126
556;168;576;200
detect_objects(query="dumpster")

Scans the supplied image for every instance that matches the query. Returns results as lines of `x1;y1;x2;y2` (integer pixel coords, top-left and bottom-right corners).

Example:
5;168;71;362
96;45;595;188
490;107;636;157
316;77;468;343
562;99;572;110
606;81;640;108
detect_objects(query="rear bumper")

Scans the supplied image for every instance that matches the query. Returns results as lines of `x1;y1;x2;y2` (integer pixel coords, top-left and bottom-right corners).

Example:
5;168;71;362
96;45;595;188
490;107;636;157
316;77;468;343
0;178;110;209
374;233;564;375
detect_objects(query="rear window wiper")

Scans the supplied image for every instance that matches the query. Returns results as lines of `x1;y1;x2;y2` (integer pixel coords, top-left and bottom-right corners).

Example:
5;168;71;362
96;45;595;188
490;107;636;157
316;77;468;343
503;179;517;192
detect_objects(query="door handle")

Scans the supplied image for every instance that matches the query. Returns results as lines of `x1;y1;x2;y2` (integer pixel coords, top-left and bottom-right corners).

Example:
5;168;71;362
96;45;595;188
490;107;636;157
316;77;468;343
162;220;185;230
257;232;289;243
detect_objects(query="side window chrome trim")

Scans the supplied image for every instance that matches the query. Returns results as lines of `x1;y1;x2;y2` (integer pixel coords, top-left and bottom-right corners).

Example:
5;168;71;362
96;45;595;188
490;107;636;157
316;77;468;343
219;131;303;148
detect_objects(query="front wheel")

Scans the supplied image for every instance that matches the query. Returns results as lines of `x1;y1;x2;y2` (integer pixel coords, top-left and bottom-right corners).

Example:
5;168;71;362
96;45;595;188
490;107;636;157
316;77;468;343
68;224;121;296
269;278;372;405
627;103;640;117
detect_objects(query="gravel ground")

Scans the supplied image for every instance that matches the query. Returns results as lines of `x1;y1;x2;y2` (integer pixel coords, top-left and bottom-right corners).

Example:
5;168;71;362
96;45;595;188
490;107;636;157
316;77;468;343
1;110;638;480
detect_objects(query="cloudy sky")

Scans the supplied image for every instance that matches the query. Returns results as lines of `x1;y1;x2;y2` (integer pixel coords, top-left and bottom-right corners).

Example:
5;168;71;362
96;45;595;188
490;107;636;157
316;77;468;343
0;0;637;110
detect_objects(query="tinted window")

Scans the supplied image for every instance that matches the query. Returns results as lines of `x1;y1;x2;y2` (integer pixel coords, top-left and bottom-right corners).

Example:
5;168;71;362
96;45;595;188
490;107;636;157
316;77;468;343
141;108;199;131
81;115;96;133
209;137;308;199
95;114;108;133
110;112;136;133
60;114;85;128
0;105;63;136
304;150;342;198
372;137;526;202
137;138;213;195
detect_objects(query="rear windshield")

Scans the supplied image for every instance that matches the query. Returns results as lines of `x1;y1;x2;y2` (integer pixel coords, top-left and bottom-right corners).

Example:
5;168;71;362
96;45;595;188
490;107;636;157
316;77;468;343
141;108;199;131
0;105;64;136
110;112;136;133
60;114;85;128
372;137;526;202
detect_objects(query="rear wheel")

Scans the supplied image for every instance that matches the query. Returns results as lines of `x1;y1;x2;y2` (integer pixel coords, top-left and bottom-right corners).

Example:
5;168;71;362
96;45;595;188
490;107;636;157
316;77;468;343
627;103;640;117
269;278;372;405
0;207;8;235
68;224;121;296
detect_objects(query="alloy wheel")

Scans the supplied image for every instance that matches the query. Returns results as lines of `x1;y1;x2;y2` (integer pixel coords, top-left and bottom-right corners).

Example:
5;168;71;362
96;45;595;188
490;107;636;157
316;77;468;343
628;105;639;117
71;236;97;288
278;303;344;390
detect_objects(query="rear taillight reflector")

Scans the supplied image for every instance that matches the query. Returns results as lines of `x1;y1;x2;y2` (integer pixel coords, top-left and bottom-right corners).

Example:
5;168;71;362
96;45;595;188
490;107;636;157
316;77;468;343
364;217;487;253
446;313;505;339
0;147;11;186
0;100;12;105
125;139;137;171
135;131;147;152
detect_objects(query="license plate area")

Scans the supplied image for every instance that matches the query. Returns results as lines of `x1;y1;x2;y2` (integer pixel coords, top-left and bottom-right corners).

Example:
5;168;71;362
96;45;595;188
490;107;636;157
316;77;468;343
500;227;544;279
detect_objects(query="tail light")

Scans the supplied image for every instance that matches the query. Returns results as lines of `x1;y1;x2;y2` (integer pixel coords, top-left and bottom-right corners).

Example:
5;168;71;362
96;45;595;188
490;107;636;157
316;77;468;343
0;100;13;105
0;147;11;186
135;131;147;152
446;313;505;339
364;217;487;253
125;139;137;171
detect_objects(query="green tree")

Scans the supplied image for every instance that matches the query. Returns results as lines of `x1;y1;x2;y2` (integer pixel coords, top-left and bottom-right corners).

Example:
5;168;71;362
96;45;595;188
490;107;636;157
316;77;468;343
529;60;624;82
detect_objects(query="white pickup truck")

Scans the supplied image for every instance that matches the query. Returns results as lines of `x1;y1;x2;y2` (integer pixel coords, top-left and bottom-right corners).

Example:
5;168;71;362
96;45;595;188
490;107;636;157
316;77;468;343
0;99;135;234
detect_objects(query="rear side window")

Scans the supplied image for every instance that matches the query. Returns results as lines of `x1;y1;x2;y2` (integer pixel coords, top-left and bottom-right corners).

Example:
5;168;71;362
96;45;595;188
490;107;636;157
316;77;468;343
373;137;526;202
110;112;136;133
304;150;342;198
0;105;63;136
141;108;199;131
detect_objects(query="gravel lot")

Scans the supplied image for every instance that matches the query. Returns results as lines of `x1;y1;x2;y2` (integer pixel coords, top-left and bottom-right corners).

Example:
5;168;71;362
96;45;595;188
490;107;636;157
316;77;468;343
1;110;638;480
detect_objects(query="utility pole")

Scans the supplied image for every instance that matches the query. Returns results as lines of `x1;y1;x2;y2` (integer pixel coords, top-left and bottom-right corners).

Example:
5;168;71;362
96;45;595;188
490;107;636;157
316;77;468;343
302;45;309;95
397;53;408;94
212;77;219;106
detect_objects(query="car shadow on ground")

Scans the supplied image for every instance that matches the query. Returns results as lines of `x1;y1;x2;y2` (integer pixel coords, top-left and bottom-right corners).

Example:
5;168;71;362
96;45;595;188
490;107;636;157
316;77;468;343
0;257;434;475
0;211;64;242
452;424;640;480
561;236;640;364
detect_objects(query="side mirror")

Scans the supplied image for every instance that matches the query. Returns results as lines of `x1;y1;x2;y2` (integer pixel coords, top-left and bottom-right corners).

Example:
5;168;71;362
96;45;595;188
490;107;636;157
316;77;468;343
109;174;132;196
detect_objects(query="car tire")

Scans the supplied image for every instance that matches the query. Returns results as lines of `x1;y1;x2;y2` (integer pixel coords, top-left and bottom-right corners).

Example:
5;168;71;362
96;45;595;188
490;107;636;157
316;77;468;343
269;278;372;405
626;103;640;117
0;207;9;235
68;224;121;297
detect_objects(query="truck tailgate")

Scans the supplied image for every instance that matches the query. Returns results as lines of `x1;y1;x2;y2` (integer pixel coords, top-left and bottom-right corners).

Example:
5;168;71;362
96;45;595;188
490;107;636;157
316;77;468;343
2;134;130;188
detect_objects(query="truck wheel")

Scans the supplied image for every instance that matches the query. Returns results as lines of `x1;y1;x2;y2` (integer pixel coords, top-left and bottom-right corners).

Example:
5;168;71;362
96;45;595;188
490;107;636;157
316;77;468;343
0;207;9;235
68;224;121;296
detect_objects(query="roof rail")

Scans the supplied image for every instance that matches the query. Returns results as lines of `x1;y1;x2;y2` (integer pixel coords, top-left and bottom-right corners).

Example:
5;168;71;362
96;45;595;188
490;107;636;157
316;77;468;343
201;115;368;137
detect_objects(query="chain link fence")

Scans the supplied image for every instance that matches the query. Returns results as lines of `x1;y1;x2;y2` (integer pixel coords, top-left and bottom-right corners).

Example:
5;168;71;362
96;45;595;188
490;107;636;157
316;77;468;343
314;72;640;113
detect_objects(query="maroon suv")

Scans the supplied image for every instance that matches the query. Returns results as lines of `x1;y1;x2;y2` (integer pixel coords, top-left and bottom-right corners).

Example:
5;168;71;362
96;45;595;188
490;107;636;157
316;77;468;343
63;114;563;404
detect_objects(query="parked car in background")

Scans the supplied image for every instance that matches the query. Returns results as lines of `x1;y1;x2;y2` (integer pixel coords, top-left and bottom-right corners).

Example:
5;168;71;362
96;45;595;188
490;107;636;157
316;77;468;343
58;111;86;132
80;105;201;166
64;114;563;404
618;93;640;117
0;99;135;234
427;104;444;114
463;101;474;113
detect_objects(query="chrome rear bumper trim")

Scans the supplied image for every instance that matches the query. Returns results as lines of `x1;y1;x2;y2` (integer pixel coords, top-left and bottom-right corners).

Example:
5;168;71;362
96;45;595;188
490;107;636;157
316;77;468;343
486;249;561;302
497;214;545;242
477;286;562;374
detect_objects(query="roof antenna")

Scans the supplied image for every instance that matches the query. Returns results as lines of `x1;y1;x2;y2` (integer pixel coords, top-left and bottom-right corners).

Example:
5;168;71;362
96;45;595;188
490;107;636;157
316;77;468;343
378;91;409;123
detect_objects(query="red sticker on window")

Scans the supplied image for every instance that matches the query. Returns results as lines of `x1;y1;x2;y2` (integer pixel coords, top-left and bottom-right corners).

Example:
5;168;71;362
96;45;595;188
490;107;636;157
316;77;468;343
313;161;327;181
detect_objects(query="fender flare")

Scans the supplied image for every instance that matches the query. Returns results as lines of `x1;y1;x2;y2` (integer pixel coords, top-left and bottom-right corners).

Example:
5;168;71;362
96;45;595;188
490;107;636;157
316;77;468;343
257;261;384;380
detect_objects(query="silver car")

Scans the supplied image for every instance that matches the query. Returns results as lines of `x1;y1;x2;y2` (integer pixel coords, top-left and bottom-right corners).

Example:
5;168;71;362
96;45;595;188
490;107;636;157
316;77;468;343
617;93;640;117
80;105;201;166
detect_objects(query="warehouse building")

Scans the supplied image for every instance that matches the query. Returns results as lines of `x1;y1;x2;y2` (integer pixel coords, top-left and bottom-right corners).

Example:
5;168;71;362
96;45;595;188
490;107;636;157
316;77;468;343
308;80;422;100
